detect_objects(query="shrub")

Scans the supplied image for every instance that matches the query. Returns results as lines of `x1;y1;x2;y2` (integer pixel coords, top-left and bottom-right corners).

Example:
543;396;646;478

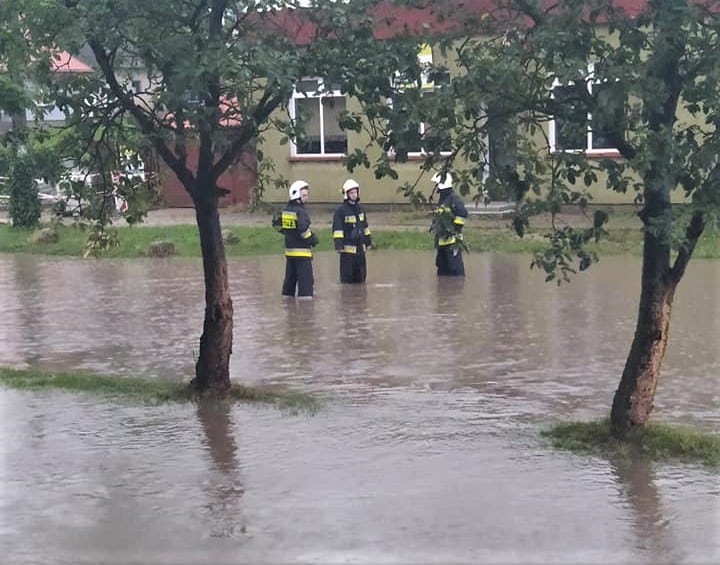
8;147;40;228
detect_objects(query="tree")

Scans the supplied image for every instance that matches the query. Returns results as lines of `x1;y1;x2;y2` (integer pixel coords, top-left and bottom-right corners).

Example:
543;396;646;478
7;146;41;226
409;0;719;436
1;1;32;212
13;0;423;393
0;2;30;133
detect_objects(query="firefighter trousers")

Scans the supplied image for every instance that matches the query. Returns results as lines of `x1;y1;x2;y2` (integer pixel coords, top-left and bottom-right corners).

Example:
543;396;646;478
339;252;367;283
436;246;465;277
282;257;314;297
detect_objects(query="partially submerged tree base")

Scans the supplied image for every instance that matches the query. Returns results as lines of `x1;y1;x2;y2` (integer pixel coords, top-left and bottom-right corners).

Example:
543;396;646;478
542;419;720;467
196;382;321;414
0;367;319;413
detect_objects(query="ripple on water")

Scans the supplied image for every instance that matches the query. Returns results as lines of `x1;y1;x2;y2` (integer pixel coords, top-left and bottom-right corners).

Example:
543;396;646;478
0;253;718;564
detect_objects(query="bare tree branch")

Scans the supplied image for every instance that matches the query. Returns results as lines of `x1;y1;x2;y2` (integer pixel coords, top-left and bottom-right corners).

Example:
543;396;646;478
86;37;197;192
211;91;285;180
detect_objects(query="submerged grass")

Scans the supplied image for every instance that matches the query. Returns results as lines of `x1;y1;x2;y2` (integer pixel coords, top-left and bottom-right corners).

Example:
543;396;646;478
542;418;720;467
0;367;321;414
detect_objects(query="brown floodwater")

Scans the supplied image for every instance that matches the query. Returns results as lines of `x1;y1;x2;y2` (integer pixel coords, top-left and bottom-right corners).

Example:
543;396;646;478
0;251;718;564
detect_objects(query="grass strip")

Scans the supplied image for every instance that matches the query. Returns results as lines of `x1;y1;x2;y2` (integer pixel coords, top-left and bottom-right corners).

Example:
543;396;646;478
0;367;320;413
542;418;720;467
1;217;717;258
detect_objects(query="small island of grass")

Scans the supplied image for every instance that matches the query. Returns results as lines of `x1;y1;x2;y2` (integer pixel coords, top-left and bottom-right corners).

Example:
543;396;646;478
0;367;320;413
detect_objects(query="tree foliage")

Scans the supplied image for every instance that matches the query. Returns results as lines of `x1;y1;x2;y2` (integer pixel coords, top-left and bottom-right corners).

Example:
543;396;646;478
8;0;428;391
386;0;719;281
12;0;423;202
338;0;718;434
398;0;719;434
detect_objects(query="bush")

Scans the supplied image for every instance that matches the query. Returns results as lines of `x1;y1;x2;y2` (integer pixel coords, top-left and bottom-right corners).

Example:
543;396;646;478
8;147;40;227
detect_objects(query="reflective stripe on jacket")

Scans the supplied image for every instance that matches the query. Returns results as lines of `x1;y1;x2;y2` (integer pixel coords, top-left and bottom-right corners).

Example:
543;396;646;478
282;200;315;258
332;201;371;254
434;189;468;247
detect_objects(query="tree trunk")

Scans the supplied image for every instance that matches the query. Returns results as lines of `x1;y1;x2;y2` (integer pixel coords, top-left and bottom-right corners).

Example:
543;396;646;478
609;15;691;437
610;212;676;437
191;196;233;393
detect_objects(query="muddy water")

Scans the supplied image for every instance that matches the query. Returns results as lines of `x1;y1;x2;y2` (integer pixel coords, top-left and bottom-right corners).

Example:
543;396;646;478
0;252;718;564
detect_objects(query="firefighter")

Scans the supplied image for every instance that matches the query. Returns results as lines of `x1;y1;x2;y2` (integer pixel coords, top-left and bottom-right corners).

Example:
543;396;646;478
332;178;372;283
430;172;468;276
281;180;318;298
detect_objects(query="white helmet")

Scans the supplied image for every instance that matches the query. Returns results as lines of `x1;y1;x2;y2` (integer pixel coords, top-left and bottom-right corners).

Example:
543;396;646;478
289;179;309;200
431;171;453;190
342;178;360;199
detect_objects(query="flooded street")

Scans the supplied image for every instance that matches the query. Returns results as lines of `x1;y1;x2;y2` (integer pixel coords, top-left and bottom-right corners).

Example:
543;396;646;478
1;251;718;564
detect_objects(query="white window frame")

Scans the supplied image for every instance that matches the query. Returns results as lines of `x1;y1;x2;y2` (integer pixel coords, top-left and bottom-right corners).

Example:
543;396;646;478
289;78;347;157
385;44;453;158
548;63;621;156
408;106;453;158
387;84;453;158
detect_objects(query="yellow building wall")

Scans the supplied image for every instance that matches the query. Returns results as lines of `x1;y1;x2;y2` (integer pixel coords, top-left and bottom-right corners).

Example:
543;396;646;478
260;109;439;205
259;41;696;207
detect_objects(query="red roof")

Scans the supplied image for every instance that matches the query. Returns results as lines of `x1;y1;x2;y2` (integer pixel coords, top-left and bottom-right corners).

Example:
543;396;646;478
262;0;709;44
51;51;92;73
260;1;495;44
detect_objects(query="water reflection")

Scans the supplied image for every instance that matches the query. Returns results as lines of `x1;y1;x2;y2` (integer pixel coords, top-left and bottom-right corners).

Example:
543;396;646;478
338;281;368;312
336;284;370;348
13;258;45;366
610;456;676;562
0;252;718;564
283;298;317;351
196;399;245;538
1;252;717;420
279;299;318;385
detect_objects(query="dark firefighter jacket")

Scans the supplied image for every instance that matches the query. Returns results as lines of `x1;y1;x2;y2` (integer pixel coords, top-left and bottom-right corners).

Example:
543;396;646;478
282;200;318;258
434;189;468;247
332;201;372;254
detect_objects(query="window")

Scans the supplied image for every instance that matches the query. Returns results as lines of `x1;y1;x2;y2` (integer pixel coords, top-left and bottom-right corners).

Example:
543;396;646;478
290;78;347;156
549;65;624;154
395;90;452;156
387;71;453;158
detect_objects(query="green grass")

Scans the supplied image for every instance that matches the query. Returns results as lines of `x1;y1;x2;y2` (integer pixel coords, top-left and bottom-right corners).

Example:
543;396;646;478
0;367;321;413
0;219;717;258
542;418;720;467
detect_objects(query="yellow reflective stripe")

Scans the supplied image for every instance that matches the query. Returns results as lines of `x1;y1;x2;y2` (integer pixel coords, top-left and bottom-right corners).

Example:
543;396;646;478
285;248;313;258
438;236;456;246
333;230;344;239
453;217;465;226
342;245;358;254
344;215;357;223
300;229;313;239
358;213;365;221
363;228;371;236
281;211;297;229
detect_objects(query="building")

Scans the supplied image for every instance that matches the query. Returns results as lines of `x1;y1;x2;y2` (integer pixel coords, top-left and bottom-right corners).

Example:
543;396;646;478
0;51;92;135
253;0;674;208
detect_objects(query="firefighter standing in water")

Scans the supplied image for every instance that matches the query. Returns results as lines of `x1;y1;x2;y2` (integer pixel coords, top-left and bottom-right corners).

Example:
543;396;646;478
280;180;318;298
430;172;468;276
332;179;373;283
